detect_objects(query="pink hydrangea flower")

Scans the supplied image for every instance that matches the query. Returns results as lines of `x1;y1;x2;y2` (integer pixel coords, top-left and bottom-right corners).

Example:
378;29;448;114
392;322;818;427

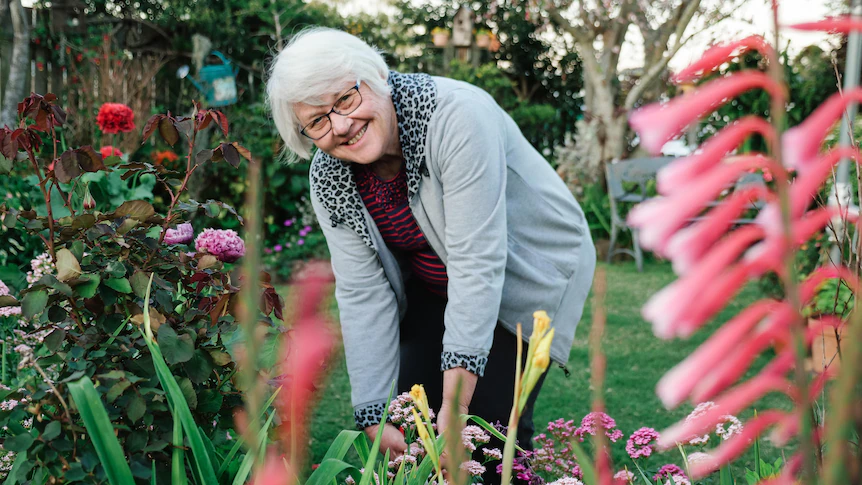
194;228;245;263
482;447;503;460
653;464;687;482
575;412;624;442
461;425;490;451
626;427;660;459
164;223;194;245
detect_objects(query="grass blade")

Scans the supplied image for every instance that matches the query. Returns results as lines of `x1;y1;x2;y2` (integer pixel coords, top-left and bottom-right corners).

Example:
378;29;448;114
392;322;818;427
141;275;218;485
358;383;395;485
352;432;370;464
67;377;136;485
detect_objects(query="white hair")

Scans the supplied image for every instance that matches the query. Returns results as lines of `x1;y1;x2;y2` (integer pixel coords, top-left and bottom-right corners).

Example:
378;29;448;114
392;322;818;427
266;27;391;162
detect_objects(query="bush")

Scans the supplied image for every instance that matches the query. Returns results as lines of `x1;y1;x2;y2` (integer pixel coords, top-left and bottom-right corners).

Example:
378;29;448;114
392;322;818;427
0;95;283;483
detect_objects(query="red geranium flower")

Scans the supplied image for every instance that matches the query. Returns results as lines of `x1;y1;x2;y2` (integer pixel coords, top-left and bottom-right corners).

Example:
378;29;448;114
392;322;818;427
96;103;135;134
99;145;122;158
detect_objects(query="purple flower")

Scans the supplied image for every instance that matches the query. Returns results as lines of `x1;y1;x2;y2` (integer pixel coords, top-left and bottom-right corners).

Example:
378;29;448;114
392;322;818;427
626;427;660;459
164;223;194;245
264;248;273;254
297;238;305;246
274;244;283;252
653;464;687;482
194;228;245;263
302;225;312;232
284;218;295;227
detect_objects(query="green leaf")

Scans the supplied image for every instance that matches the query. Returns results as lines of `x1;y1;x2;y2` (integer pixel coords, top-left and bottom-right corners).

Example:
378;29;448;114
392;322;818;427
127;394;146;423
56;248;82;282
73;274;101;299
231;411;277;485
0;295;19;308
69;240;85;263
158;325;195;364
172;404;189;485
48;305;68;323
104;261;126;278
41;421;61;441
196;389;223;414
44;328;66;352
322;430;364;462
4;432;35;452
21;289;48;319
130;271;151;298
184;350;213;384
66;377;136;485
104;278;133;294
114;200;155;221
106;380;132;402
216;389;282;480
358;383;395;485
177;377;197;410
306;459;359;485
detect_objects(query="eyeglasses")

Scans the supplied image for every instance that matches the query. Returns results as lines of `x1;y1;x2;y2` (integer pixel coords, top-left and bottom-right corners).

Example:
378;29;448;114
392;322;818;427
300;82;363;140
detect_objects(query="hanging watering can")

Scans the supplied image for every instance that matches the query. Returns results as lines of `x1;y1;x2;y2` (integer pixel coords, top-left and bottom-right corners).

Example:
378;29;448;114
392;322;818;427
187;51;238;107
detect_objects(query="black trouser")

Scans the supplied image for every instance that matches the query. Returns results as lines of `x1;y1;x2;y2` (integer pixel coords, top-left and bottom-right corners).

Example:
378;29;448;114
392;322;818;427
397;279;547;484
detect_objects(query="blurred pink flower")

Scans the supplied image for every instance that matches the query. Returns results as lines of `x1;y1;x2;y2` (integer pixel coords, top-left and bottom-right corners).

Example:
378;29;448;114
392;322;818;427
99;145;122;158
653;464;686;482
164;223;194;245
612;470;634;484
672;35;776;84
781;88;862;171
629;72;784;154
575;411;624;442
790;15;862;33
195;228;245;262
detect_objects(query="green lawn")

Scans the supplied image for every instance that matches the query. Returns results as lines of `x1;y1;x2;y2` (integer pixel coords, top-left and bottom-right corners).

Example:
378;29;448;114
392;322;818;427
304;261;793;480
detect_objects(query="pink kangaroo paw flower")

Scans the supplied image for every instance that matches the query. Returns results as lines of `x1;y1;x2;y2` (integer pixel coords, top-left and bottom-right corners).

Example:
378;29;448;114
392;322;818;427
657;116;776;195
757;147;860;237
790;16;862;33
688;411;788;478
656;300;776;408
645;226;764;338
628;155;782;254
672;36;777;84
667;186;774;275
658;373;792;449
674;262;759;338
630;72;785;154
782;88;862;171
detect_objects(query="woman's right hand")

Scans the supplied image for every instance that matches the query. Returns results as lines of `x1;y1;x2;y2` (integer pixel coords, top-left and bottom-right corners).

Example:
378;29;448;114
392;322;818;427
364;423;407;458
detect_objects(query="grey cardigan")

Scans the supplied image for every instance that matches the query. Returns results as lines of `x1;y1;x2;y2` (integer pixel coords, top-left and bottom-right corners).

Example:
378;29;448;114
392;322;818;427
309;72;596;428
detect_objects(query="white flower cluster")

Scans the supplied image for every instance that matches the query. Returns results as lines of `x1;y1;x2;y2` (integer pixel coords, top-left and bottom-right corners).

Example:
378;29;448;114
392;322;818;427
548;476;585;485
684;402;743;446
26;252;54;286
460;425;490;452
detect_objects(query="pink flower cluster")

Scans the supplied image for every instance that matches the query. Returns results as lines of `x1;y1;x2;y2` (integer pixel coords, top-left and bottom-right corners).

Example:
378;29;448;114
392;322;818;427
625;427;660;459
164;223;194;245
653;464;687;482
0;280;21;318
194;228;245;263
387;392;435;432
613;470;635;484
574;411;624;442
533;418;582;478
26;252;54;286
461;425;490;452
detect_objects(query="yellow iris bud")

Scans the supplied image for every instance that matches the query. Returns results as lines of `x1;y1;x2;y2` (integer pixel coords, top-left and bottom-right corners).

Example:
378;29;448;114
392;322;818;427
410;384;431;422
412;408;431;442
532;311;550;340
532;328;554;372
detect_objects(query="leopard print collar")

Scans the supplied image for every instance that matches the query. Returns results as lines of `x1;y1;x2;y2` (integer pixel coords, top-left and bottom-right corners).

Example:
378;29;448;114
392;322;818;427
310;71;438;249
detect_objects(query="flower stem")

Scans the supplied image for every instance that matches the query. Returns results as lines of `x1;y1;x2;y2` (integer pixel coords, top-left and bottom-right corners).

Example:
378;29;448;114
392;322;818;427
501;325;523;485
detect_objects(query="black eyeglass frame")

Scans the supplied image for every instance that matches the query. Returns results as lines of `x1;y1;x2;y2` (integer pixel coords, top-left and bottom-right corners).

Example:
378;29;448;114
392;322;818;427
299;82;362;140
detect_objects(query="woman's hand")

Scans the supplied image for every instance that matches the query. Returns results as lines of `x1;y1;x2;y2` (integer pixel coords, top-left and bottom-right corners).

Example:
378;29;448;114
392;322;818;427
364;423;407;458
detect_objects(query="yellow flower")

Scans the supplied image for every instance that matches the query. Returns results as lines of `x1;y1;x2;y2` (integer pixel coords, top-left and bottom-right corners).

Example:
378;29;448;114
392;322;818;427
412;408;431;443
532;311;551;340
532;328;554;372
410;384;431;421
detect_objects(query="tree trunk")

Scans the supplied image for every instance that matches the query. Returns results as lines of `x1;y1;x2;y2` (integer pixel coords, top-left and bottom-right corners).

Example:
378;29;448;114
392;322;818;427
0;0;29;128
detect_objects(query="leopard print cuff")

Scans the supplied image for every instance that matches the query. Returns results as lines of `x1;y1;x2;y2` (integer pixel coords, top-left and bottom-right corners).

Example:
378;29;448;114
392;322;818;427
354;402;387;429
440;351;488;376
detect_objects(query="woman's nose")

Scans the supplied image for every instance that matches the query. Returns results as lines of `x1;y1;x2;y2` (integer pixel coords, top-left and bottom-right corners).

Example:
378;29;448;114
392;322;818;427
330;114;352;137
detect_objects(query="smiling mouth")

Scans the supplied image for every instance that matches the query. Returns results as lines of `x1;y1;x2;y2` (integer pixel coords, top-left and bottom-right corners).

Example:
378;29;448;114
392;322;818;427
345;124;368;146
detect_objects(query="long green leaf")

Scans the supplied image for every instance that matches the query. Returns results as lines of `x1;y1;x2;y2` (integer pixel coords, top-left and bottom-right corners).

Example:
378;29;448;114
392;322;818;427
141;275;218;485
719;465;733;485
172;407;189;485
352;432;371;464
465;415;526;453
231;411;277;485
569;440;597;485
67;377;136;485
358;384;395;485
197;425;222;474
406;451;437;485
151;460;156;485
753;431;762;479
306;459;360;485
216;388;282;480
322;430;364;461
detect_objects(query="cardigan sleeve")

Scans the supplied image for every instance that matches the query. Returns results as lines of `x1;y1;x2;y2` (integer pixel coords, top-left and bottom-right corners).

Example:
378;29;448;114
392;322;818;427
310;176;401;429
431;88;509;375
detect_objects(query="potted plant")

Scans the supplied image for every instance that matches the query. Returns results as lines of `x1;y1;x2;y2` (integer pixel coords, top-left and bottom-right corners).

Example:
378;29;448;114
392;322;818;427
431;27;450;47
475;29;492;48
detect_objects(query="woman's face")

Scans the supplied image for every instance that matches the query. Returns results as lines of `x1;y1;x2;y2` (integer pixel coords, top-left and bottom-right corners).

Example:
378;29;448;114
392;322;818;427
294;80;400;165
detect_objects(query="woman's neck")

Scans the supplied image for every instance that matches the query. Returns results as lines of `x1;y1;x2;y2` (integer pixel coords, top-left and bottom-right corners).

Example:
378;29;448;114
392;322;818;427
371;155;403;181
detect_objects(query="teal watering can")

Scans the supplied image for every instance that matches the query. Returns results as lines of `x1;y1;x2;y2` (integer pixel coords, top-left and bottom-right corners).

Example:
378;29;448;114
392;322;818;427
187;51;238;107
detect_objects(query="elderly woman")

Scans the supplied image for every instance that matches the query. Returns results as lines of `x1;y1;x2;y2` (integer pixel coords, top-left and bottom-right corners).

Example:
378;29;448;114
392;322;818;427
267;27;595;467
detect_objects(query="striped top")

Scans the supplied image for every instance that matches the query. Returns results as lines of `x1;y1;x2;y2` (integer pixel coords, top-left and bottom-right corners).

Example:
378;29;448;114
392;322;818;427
353;164;448;297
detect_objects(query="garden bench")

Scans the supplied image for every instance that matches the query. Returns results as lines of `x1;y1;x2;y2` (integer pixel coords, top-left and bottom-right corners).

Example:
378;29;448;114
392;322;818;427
605;157;766;272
